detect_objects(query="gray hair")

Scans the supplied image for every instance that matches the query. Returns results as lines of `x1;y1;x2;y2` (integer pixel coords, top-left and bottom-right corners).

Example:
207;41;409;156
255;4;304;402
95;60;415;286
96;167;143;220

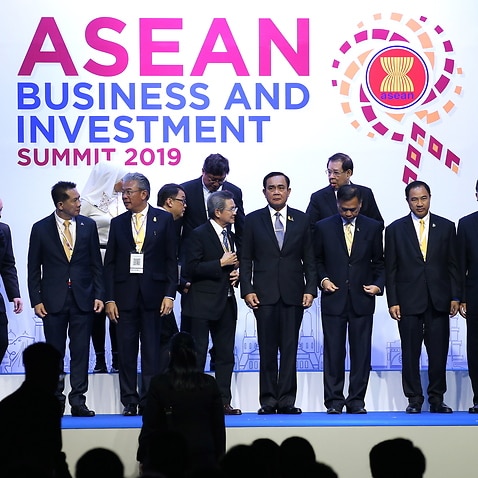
207;190;234;219
122;172;150;199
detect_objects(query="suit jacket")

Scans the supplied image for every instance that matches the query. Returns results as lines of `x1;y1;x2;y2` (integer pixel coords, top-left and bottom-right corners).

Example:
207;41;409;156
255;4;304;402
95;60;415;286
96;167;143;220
182;221;237;320
0;222;20;314
457;211;478;312
306;184;383;227
27;213;104;314
179;177;245;251
104;206;178;310
385;213;460;315
314;214;385;316
240;206;317;306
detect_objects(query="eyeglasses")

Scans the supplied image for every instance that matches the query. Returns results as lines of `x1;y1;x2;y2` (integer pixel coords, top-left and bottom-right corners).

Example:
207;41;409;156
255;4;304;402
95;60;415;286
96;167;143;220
222;207;238;213
172;197;187;205
325;169;345;177
121;189;143;197
205;174;226;185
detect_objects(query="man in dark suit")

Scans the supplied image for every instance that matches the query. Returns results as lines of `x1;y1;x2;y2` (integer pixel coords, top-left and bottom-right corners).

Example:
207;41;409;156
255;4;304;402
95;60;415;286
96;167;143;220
182;190;241;415
27;181;104;416
180;153;244;367
0;198;23;361
385;180;460;413
156;183;187;373
180;153;245;252
240;172;317;414
457;180;478;413
306;152;383;228
314;185;385;414
105;172;178;416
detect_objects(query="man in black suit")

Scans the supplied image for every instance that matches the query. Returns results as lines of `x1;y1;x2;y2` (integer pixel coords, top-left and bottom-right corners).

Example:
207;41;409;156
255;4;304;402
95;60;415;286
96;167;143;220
314;185;385;414
385;180;460;413
182;190;241;415
180;153;244;368
457;180;478;413
180;153;245;251
27;181;104;416
240;172;317;414
306;152;383;228
105;172;178;416
0;198;23;361
156;183;187;373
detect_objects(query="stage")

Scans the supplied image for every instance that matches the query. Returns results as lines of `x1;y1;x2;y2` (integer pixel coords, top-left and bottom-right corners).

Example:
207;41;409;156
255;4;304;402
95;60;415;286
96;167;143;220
2;371;477;477
62;412;478;478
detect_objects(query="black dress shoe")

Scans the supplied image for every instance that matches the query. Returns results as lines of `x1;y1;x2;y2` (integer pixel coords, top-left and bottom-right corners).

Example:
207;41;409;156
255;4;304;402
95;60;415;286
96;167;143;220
258;405;277;415
346;407;367;414
326;407;342;415
123;404;138;416
406;403;422;414
469;404;478;414
430;402;453;413
224;404;242;415
277;406;302;415
71;405;95;417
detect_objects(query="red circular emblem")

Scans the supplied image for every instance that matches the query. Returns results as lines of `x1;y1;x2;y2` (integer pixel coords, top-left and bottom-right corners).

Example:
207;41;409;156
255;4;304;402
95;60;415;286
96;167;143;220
366;46;429;109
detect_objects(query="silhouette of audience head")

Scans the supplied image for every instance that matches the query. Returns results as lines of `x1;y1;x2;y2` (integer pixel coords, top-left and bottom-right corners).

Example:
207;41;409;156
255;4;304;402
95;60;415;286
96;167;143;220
370;438;426;478
168;331;198;371
76;447;124;478
23;341;62;392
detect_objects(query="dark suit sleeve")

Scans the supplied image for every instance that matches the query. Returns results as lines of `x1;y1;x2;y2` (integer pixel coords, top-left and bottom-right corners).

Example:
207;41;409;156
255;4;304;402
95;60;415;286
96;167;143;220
306;192;321;227
239;215;255;298
302;219;318;297
87;219;104;301
0;224;20;302
384;223;399;307
370;221;385;293
27;222;43;308
361;187;383;225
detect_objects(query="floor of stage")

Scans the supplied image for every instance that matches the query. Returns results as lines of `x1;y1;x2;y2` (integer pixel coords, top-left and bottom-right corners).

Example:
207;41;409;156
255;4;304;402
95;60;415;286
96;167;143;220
62;412;478;478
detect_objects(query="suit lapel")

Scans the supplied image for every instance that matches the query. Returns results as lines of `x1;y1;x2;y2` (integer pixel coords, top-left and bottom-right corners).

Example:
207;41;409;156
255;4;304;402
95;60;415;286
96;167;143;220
206;222;225;256
260;207;279;248
404;215;422;257
48;213;69;261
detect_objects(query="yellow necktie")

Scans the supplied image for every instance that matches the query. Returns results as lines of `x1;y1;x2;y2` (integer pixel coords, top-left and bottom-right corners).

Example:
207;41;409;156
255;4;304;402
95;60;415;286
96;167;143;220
134;213;145;252
63;220;73;261
419;219;427;259
345;222;353;255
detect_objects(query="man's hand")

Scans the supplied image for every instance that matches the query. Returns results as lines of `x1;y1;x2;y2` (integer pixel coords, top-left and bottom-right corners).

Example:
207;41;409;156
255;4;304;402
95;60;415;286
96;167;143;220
106;302;119;323
322;279;339;293
229;269;239;287
244;293;260;309
459;302;467;319
34;303;47;318
160;297;174;316
94;299;104;313
220;251;238;267
363;285;380;296
12;298;23;314
449;300;459;317
389;305;401;321
302;293;314;308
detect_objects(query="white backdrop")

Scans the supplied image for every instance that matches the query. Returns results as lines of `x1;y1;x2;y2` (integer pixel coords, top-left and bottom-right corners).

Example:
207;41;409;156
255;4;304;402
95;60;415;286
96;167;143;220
1;0;477;374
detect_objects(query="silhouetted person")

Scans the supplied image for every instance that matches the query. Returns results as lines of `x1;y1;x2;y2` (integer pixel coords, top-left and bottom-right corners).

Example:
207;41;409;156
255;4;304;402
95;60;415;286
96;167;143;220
251;438;280;478
75;448;124;478
279;436;316;477
370;438;425;478
137;332;226;476
0;341;71;477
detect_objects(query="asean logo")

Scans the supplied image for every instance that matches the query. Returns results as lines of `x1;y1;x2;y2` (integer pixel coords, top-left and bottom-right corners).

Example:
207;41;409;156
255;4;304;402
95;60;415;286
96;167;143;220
366;45;429;110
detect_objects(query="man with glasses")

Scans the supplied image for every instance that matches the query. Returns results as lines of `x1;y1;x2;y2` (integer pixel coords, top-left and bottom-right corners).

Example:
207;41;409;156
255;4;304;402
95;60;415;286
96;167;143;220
182;190;242;415
314;185;384;414
306;152;383;228
180;153;244;370
104;172;178;416
156;183;188;372
180;153;245;251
